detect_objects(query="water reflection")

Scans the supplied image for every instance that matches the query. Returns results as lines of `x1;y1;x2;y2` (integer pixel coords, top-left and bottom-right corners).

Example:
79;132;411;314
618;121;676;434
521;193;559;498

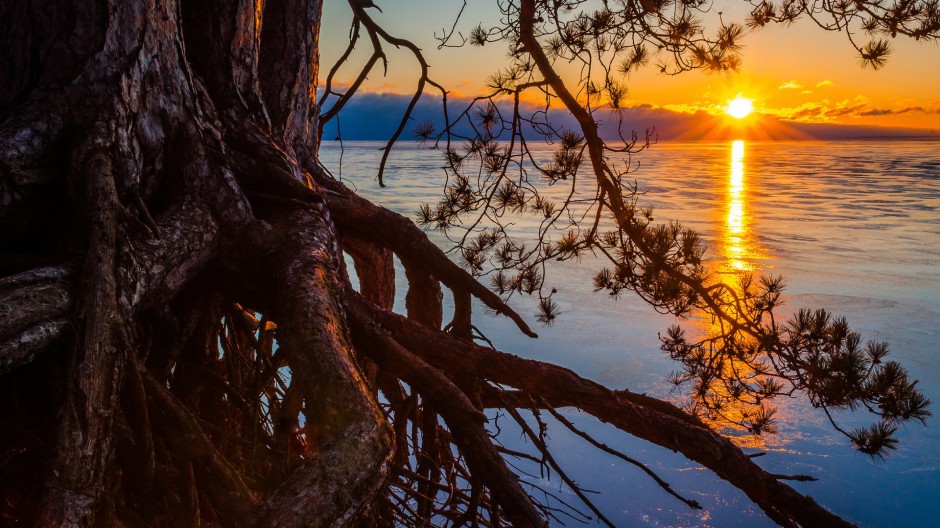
696;141;780;449
723;140;752;272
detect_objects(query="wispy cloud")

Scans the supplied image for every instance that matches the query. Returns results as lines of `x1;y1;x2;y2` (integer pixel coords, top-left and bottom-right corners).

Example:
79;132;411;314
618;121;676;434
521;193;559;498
816;80;834;88
859;106;940;116
662;102;717;114
768;99;867;121
778;80;803;90
768;99;940;122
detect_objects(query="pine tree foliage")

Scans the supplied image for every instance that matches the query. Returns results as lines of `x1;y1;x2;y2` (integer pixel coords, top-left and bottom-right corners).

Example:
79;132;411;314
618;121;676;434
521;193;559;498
0;0;937;527
399;0;937;467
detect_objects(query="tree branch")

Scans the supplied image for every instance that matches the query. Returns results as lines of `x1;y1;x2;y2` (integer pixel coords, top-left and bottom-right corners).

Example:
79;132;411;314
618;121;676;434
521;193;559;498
351;292;857;528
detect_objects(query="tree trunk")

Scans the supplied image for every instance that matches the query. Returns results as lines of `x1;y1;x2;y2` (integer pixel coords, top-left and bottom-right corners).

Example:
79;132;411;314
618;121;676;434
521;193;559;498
0;1;863;527
1;1;393;525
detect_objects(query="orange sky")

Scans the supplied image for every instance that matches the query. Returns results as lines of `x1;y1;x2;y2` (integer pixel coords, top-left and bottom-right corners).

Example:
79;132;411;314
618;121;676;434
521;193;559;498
320;1;940;132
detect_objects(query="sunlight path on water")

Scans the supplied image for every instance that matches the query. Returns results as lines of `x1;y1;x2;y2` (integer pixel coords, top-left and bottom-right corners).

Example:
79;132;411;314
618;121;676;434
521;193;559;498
320;139;940;527
726;140;749;271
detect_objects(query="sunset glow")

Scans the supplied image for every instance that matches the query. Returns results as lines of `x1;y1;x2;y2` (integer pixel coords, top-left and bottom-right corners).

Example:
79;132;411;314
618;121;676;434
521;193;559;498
320;1;940;133
725;96;755;119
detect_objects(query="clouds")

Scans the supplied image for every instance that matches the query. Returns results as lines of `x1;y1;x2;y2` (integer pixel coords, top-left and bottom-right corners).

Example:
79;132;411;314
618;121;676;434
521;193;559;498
779;79;834;95
771;100;868;121
778;79;832;90
318;89;725;142
319;87;939;143
317;90;450;141
767;98;940;122
859;106;940;116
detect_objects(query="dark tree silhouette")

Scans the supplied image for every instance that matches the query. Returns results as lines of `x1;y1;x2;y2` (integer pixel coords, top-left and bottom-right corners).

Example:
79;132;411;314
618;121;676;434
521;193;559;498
0;0;936;527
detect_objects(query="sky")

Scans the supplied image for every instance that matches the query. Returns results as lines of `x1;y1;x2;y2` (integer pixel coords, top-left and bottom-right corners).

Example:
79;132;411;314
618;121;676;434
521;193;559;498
318;1;940;140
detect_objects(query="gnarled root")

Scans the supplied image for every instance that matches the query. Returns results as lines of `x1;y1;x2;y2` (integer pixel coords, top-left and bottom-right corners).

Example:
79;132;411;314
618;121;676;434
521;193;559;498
254;205;393;527
348;300;546;527
349;292;856;528
0;266;72;374
316;172;536;337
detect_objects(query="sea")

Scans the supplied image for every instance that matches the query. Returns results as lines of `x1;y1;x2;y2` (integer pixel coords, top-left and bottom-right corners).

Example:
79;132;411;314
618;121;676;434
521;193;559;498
319;139;940;527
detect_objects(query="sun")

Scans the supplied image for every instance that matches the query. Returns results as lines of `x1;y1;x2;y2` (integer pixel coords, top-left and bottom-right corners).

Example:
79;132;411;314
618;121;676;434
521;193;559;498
725;95;755;119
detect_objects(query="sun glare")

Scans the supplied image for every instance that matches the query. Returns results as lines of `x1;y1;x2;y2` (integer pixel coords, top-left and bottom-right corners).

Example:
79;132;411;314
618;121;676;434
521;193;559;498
725;95;754;119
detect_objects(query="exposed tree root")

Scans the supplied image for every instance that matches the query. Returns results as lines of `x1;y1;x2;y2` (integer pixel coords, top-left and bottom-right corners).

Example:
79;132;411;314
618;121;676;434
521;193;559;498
1;0;910;526
0;267;71;374
350;293;856;528
38;146;127;526
318;173;537;337
144;372;259;525
349;301;546;527
254;206;394;527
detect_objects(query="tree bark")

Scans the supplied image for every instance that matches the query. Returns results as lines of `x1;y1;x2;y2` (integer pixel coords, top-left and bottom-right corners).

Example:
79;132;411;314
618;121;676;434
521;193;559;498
0;1;865;526
0;0;393;525
254;206;392;527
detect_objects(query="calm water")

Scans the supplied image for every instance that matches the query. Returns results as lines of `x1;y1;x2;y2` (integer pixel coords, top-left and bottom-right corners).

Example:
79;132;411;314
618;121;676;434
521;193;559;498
320;140;940;527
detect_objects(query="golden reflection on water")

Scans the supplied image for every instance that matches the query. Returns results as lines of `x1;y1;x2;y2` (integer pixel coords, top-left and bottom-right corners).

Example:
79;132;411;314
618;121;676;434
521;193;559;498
698;141;782;449
724;140;752;272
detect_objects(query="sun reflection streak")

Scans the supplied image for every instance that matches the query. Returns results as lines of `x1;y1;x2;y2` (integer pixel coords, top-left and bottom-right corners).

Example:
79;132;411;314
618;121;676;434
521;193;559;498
690;140;786;449
724;140;751;272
